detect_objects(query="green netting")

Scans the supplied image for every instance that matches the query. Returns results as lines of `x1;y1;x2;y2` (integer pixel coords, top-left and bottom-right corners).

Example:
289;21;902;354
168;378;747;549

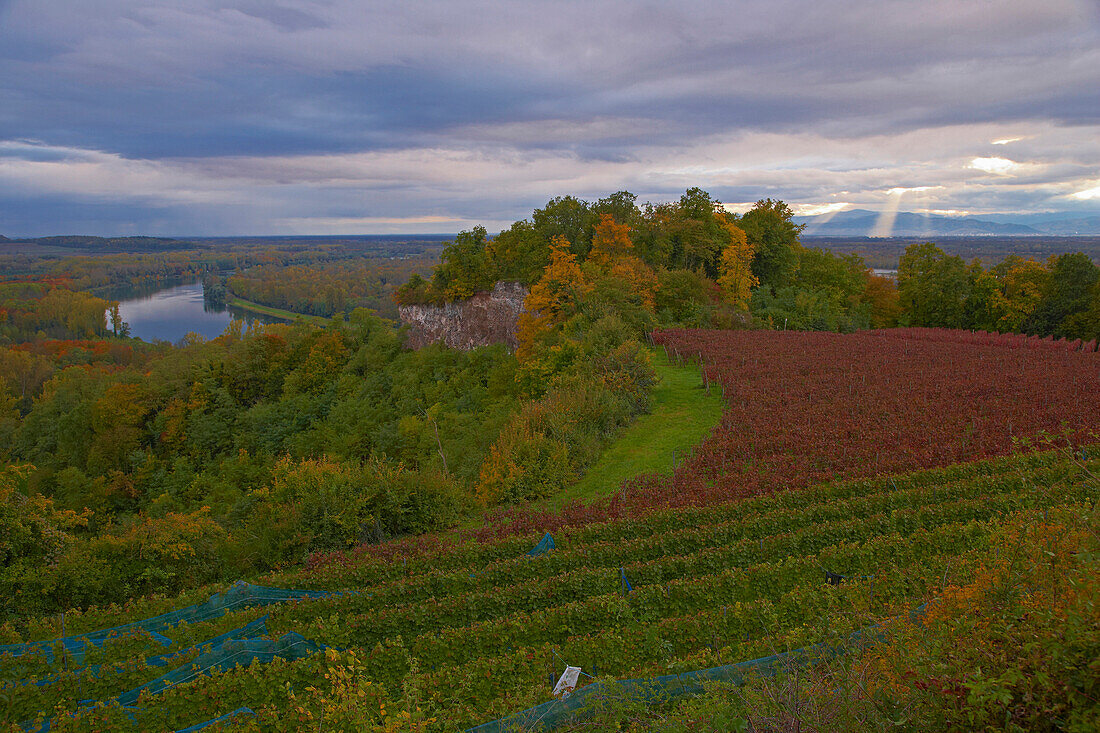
466;606;927;732
0;581;338;665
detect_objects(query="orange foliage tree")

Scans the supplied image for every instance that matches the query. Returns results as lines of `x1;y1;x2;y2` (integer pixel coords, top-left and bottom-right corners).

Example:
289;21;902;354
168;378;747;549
862;272;902;327
516;236;592;361
588;214;658;311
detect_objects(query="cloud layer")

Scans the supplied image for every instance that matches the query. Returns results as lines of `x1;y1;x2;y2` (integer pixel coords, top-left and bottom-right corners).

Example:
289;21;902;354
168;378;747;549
1;0;1098;235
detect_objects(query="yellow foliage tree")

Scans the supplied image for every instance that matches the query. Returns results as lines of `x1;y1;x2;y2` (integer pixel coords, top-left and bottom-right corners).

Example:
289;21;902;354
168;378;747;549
516;236;591;361
862;272;903;327
989;256;1049;332
716;220;757;308
609;257;659;311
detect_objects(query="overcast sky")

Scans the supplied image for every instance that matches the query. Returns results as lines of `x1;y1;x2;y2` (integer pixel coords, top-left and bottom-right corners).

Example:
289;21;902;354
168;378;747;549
2;0;1099;236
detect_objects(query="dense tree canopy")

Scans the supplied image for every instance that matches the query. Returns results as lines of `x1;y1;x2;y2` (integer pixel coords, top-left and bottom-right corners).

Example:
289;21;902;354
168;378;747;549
895;242;1100;340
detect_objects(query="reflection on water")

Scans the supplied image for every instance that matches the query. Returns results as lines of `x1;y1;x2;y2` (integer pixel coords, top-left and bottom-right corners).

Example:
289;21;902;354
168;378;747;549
116;281;285;343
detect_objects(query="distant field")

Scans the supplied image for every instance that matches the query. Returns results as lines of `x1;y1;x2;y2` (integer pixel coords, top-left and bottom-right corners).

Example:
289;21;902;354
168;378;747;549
805;235;1100;268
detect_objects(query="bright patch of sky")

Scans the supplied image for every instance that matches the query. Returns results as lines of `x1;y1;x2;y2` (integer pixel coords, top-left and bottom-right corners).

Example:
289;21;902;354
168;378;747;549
970;157;1020;174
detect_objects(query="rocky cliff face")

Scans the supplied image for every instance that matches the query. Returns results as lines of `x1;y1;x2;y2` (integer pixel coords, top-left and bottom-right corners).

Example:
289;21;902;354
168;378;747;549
398;281;528;351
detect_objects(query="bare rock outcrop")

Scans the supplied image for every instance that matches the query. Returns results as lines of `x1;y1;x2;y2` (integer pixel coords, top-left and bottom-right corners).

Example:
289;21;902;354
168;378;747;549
398;281;528;351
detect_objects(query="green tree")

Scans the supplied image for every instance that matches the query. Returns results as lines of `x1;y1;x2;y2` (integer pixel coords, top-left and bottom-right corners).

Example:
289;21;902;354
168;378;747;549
897;242;969;328
1024;252;1099;338
963;260;1001;331
486;220;549;284
656;269;712;323
590;191;642;230
427;227;496;301
740;198;804;289
533;196;593;260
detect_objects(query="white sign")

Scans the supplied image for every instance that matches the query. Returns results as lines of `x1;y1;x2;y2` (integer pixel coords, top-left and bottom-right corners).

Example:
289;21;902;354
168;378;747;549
553;666;582;698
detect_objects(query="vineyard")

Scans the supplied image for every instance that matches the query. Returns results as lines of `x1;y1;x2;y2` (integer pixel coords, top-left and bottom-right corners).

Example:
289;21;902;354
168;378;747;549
3;328;1099;731
646;327;1100;507
2;447;1097;731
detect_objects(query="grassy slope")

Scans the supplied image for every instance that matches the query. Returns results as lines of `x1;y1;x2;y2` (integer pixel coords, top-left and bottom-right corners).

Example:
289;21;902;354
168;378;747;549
545;350;725;509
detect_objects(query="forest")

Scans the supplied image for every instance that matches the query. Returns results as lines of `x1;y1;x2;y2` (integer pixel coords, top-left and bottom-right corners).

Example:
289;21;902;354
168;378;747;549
1;189;1098;731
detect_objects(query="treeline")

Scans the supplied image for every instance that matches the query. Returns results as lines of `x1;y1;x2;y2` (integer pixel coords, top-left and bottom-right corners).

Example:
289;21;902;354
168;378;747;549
898;243;1100;340
808;235;1100;272
1;235;195;252
0;283;117;343
0;241;444;296
397;189;899;333
226;255;438;320
397;189;1099;339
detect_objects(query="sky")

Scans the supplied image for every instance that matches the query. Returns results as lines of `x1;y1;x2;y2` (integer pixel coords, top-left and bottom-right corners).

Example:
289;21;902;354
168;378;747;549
1;0;1099;237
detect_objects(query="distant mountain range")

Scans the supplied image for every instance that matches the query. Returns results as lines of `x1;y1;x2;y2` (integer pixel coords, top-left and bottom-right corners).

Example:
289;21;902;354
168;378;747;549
794;210;1100;237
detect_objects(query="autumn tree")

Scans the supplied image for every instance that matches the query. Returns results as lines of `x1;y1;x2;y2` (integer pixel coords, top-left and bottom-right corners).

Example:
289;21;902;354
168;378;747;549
716;219;757;308
988;256;1049;332
516;236;592;361
861;272;902;327
587;214;659;311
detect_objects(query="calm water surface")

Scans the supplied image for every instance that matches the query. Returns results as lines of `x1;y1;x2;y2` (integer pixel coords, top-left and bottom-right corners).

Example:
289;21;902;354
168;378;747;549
116;281;284;343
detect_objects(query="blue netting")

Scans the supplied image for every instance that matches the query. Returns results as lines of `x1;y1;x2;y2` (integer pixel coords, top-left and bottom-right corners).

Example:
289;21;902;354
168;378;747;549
6;582;338;732
0;581;338;665
14;617;269;692
619;568;633;594
115;632;323;707
22;632;324;732
466;605;928;732
527;533;555;557
174;706;255;732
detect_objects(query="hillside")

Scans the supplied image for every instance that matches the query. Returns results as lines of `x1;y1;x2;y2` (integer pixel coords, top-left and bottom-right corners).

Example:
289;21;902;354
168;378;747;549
3;328;1097;731
2;190;1100;730
3;433;1094;731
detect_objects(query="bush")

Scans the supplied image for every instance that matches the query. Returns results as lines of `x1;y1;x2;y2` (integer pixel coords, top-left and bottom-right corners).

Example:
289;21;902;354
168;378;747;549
235;457;463;569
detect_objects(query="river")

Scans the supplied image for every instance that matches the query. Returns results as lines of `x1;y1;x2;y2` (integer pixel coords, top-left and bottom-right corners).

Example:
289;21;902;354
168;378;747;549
114;281;287;343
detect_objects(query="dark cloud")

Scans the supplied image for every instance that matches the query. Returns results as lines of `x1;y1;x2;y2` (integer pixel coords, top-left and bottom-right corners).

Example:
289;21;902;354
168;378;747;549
0;0;1098;234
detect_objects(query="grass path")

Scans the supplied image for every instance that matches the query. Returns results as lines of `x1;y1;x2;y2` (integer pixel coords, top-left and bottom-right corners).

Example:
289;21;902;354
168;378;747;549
228;296;331;325
543;350;725;509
